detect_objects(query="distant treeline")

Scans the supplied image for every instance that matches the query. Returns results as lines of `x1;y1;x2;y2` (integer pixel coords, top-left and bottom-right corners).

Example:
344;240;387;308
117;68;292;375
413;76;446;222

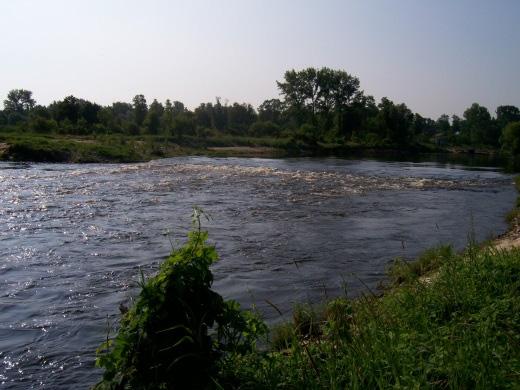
1;68;520;153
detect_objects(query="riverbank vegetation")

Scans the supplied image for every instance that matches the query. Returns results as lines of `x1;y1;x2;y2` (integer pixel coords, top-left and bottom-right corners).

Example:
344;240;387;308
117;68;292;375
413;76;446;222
2;68;520;162
95;211;268;389
96;217;520;389
218;244;520;389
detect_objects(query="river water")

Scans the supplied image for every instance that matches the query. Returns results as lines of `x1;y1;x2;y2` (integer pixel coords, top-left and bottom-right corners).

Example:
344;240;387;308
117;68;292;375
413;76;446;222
0;156;515;388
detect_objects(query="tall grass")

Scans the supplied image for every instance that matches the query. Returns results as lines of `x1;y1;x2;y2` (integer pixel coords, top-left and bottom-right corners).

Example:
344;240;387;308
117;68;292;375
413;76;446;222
218;244;520;389
506;176;520;226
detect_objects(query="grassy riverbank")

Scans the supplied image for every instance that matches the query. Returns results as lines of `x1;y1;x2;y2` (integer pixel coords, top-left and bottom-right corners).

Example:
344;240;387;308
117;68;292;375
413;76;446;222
0;132;290;163
215;180;520;389
95;191;520;388
218;244;520;388
0;132;453;163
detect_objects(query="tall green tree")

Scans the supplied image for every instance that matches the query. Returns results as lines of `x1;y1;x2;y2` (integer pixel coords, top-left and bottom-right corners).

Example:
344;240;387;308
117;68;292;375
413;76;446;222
227;103;257;133
496;105;520;130
132;94;148;127
49;95;81;123
258;99;284;124
172;112;195;139
97;102;133;133
145;99;164;134
376;97;414;145
451;115;462;134
194;103;213;129
171;101;186;117
112;102;133;124
213;97;228;130
500;121;520;155
436;114;451;136
161;99;174;133
463;103;495;146
411;114;432;138
80;101;101;125
277;67;360;129
3;89;35;114
339;94;377;140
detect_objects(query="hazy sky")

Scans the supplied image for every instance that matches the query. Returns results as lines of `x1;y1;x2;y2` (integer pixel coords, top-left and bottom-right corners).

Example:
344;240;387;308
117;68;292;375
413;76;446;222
1;0;519;118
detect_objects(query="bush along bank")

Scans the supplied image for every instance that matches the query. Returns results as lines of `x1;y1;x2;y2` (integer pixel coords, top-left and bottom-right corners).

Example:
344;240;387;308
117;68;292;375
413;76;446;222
94;210;267;389
96;216;520;389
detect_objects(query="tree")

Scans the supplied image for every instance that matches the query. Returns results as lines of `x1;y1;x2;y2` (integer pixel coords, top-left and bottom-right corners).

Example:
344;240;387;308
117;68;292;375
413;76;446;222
49;95;81;123
277;67;360;129
193;99;228;131
30;105;51;119
227;103;257;133
144;99;164;134
463;103;495;146
194;103;213;129
412;114;428;137
3;89;35;114
132;94;148;126
171;101;186;117
496;105;520;130
161;99;174;133
376;97;414;145
213;97;227;130
315;67;360;112
436;114;451;136
338;94;378;140
451;115;462;134
80;100;101;125
277;68;316;124
258;99;284;124
172;112;195;139
111;102;134;129
500;121;520;155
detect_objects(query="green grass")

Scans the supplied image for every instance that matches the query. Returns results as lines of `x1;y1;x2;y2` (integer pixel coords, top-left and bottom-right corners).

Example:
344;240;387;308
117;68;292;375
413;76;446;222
387;245;453;286
506;176;520;226
0;132;288;162
218;244;520;389
0;133;142;162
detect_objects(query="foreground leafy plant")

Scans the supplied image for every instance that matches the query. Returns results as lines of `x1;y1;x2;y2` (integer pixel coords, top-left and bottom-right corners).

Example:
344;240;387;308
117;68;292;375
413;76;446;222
95;211;266;389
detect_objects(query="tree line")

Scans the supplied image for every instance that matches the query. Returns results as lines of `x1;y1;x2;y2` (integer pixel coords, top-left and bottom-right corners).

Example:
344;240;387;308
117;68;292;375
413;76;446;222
1;67;519;153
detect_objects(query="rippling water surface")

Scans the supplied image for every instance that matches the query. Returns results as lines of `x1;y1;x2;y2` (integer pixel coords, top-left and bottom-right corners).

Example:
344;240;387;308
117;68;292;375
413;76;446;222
0;156;515;388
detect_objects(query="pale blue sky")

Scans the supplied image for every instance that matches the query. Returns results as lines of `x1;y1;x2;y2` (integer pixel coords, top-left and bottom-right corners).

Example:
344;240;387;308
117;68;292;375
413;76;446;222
1;0;519;118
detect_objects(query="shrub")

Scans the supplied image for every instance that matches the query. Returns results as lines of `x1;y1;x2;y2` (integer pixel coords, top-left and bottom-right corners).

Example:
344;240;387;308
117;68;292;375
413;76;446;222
28;116;57;133
249;121;280;137
501;121;520;155
95;211;267;389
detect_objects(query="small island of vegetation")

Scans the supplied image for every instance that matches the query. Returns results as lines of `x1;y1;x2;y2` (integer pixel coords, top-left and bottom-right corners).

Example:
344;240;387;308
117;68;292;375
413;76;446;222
2;68;520;165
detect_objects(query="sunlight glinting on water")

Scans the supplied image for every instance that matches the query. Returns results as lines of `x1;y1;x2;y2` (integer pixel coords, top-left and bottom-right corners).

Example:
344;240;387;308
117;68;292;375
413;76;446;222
0;157;515;388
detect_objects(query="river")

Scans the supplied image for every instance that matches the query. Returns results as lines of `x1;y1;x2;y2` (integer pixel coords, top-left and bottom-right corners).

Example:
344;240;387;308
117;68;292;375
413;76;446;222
0;156;515;388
